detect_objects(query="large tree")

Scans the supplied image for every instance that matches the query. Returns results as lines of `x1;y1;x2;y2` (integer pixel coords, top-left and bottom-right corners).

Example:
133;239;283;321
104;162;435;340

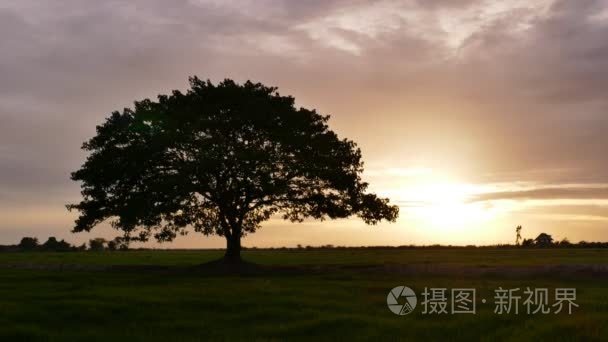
68;78;398;262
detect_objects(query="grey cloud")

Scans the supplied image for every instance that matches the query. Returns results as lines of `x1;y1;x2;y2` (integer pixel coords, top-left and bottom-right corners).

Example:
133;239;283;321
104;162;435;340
459;0;608;106
2;0;608;242
470;186;608;202
531;204;608;219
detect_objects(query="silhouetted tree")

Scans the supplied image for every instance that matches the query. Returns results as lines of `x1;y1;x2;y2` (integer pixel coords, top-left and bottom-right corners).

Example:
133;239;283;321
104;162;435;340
106;237;128;251
558;238;572;247
18;237;39;251
68;78;399;263
41;237;71;252
107;240;117;251
534;233;554;247
521;238;534;247
89;238;107;251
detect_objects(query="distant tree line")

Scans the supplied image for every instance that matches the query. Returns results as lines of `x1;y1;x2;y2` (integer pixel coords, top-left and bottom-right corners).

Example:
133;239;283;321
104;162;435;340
0;233;605;252
246;239;608;251
0;236;129;252
519;233;608;248
513;226;604;248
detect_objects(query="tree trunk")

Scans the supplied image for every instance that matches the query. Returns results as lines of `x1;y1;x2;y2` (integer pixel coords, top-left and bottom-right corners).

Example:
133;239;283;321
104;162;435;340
223;231;242;263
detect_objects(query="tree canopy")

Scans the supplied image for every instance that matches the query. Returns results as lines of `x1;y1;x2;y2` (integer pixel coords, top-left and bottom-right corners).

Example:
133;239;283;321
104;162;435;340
68;77;399;261
18;237;39;251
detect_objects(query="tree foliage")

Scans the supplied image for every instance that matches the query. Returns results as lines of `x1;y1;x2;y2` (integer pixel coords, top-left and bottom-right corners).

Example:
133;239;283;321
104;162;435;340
18;237;39;251
41;237;72;252
68;77;399;260
534;233;554;247
88;238;107;252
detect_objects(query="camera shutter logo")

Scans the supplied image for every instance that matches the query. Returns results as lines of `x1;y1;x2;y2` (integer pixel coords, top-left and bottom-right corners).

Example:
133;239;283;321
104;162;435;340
387;286;417;315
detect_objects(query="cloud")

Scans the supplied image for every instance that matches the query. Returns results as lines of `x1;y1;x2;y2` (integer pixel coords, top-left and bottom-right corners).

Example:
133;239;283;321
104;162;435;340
470;185;608;202
2;0;608;244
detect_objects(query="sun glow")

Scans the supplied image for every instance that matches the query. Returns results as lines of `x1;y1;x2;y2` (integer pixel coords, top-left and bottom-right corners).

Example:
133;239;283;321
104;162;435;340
406;182;496;228
374;169;501;230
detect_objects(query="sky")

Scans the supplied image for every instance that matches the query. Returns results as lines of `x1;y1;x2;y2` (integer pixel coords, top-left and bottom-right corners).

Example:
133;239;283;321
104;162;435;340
1;0;608;248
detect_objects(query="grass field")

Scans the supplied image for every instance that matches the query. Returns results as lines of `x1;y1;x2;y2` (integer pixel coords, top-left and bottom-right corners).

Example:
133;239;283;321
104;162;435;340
0;249;606;341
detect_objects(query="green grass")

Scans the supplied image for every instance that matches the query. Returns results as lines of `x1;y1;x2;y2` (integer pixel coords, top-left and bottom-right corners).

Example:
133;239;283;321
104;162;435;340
0;248;605;266
0;249;606;341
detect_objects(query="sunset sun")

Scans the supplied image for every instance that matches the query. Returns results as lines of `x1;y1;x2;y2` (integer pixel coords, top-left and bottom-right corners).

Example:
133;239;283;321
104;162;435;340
404;181;495;228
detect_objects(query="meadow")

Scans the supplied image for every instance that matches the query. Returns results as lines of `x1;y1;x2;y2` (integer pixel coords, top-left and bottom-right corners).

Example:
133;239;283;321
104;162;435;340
0;248;606;341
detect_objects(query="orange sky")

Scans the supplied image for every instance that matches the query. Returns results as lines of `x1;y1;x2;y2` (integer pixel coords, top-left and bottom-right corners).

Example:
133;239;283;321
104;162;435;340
2;0;608;247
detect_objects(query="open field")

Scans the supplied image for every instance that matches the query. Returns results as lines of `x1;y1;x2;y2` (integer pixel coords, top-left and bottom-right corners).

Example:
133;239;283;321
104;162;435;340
0;249;606;341
0;248;607;267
